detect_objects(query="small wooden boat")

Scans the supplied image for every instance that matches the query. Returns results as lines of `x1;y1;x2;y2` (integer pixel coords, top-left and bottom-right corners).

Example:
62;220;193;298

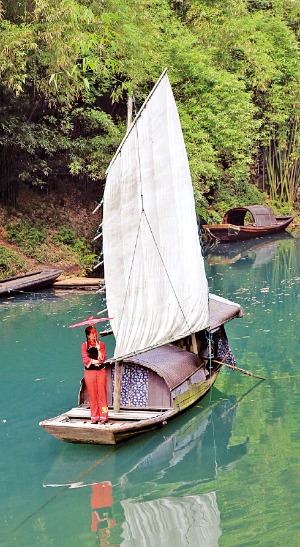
40;70;243;446
0;269;63;296
203;205;293;242
39;294;243;445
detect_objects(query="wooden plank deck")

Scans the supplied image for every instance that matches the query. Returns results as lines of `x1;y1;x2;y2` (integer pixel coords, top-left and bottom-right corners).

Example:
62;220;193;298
66;406;165;421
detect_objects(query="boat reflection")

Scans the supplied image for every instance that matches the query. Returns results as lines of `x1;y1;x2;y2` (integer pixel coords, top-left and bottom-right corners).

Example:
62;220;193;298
43;388;249;546
205;232;294;268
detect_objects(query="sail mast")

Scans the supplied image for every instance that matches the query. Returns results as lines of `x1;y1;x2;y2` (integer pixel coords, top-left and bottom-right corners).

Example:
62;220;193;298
106;68;168;175
127;95;133;131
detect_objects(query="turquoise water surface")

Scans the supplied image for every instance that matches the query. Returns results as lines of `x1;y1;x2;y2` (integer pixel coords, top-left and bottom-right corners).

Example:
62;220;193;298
0;232;299;546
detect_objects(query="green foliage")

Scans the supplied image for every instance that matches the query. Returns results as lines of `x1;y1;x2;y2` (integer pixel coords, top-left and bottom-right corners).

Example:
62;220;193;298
184;0;300;206
4;219;47;258
2;216;97;274
78;251;97;274
0;245;28;278
52;226;96;274
1;0;300;213
52;226;78;246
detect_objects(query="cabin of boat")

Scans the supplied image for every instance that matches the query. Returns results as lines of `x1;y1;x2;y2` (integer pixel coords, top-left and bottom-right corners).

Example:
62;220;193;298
203;205;293;242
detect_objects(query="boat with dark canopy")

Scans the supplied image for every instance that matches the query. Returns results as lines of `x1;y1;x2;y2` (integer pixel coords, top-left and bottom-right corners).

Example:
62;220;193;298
203;205;293;242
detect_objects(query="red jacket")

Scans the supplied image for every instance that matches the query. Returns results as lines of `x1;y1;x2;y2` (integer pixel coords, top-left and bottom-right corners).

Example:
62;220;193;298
81;340;106;368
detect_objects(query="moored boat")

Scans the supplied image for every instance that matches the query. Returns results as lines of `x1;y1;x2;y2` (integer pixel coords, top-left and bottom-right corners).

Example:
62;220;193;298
203;205;293;242
0;269;63;296
40;70;243;445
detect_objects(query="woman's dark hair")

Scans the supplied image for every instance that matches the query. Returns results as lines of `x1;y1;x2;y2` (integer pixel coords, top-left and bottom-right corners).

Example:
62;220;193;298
85;325;97;337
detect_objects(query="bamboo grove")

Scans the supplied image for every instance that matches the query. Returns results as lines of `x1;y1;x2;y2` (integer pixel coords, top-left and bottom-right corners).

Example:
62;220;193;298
1;0;300;219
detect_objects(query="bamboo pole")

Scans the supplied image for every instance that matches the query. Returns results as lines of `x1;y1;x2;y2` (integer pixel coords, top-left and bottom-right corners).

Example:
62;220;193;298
127;96;133;131
214;360;300;381
214;359;267;380
113;361;123;412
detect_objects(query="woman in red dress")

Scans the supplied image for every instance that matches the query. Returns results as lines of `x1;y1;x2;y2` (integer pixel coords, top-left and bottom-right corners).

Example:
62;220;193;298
81;325;108;424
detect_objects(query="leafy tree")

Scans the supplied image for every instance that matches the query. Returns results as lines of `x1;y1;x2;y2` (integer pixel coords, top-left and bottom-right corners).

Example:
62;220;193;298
1;0;300;213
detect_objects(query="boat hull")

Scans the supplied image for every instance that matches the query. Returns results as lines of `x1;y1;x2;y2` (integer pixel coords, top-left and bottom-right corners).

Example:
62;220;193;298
39;369;219;445
0;269;63;296
203;217;293;242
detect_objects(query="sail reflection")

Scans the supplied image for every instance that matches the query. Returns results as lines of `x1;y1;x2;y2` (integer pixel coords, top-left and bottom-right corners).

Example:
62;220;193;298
43;389;249;546
120;493;220;546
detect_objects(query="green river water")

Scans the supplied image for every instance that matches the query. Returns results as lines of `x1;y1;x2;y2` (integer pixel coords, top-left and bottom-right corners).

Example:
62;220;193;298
0;233;299;546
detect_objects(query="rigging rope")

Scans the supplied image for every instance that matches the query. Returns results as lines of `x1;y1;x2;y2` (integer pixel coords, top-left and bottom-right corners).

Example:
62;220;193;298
143;209;193;334
115;122;196;344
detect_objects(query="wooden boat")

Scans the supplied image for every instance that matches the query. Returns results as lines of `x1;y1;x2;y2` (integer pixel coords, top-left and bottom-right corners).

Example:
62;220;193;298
0;269;63;296
40;294;243;445
42;390;249;488
40;70;243;445
203;205;293;242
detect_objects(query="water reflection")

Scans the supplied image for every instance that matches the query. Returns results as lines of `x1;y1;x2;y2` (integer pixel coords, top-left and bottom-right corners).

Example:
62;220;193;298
1;236;299;546
205;232;294;268
42;388;249;546
90;482;116;546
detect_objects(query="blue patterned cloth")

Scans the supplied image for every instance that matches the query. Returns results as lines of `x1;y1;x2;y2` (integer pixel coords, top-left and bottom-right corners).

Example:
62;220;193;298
214;329;236;367
112;364;149;407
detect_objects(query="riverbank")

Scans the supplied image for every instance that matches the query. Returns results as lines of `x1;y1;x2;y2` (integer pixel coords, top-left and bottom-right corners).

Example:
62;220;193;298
53;276;104;291
1;182;300;281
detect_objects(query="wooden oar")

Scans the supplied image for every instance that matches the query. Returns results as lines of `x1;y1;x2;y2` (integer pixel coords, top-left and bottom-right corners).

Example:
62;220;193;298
214;359;267;380
214;359;300;381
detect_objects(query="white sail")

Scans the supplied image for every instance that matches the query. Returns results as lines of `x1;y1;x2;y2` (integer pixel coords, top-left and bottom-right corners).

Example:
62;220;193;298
103;71;209;360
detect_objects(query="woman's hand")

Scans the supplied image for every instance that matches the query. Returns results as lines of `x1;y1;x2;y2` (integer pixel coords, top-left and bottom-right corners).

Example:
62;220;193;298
91;355;103;365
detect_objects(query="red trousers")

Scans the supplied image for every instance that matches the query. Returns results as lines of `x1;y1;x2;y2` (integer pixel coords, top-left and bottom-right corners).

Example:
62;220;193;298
84;369;108;423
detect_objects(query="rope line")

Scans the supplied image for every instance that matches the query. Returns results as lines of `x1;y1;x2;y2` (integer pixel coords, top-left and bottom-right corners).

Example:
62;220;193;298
143;210;193;333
